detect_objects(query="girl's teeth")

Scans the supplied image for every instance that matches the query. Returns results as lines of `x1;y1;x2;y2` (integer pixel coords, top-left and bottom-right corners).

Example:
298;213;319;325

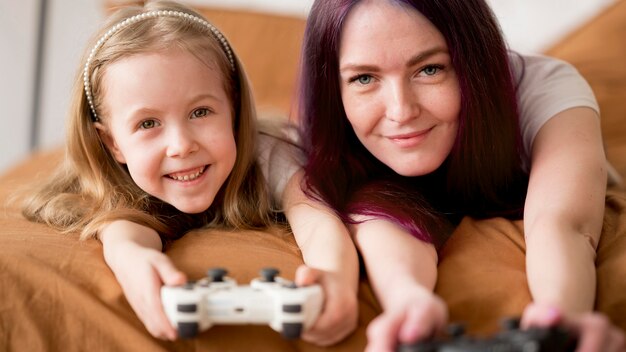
169;167;204;181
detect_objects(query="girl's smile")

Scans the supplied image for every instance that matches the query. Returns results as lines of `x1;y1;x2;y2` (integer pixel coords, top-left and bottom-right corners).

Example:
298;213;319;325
97;48;237;214
165;165;207;183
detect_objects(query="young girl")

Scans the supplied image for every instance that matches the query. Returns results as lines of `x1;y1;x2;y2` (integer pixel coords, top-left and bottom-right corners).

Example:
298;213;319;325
278;0;625;350
20;1;359;345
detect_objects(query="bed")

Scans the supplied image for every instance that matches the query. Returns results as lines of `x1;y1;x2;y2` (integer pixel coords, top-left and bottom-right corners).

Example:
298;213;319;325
1;1;625;350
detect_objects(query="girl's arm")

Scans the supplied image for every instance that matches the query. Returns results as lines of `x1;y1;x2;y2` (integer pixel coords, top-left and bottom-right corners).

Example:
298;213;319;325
282;170;360;346
99;220;186;340
350;218;447;351
523;106;605;313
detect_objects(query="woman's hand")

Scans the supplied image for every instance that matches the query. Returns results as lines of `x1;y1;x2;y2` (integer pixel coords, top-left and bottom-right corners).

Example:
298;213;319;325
522;302;626;352
295;265;359;346
365;283;448;352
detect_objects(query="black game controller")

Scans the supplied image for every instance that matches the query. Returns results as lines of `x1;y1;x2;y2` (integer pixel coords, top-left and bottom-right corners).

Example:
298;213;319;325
397;318;577;352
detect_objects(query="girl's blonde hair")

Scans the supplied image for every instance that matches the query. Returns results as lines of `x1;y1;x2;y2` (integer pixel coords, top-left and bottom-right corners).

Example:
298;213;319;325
21;1;274;241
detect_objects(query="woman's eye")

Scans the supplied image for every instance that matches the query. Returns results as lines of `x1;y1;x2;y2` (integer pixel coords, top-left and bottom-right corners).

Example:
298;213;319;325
356;75;373;85
192;108;211;118
140;119;159;129
421;65;442;76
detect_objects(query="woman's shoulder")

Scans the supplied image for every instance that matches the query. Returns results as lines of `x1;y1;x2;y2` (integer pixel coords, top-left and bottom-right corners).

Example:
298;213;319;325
508;51;586;87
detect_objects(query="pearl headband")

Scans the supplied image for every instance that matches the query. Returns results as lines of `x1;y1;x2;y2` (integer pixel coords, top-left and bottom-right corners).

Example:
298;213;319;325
83;10;236;121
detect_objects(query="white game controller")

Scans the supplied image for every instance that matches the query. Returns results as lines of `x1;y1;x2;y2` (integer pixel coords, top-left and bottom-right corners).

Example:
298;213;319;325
161;267;324;339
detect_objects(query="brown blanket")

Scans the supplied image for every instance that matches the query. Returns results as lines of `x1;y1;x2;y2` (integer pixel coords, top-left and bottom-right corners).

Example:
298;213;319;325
439;188;626;335
1;149;625;351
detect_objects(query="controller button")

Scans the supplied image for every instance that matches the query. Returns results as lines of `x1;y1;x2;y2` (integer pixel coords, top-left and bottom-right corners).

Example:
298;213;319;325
281;323;303;339
177;322;199;339
501;317;521;331
282;304;302;313
177;303;198;313
446;323;465;337
259;267;280;282
183;282;195;290
207;267;228;282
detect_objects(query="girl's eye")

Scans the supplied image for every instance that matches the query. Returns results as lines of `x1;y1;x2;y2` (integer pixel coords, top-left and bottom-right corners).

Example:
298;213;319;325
140;119;159;129
192;108;211;118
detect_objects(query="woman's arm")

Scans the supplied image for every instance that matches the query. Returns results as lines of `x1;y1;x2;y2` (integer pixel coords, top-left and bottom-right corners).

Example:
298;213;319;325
524;106;606;313
284;170;446;349
99;220;186;340
351;218;447;351
282;170;360;346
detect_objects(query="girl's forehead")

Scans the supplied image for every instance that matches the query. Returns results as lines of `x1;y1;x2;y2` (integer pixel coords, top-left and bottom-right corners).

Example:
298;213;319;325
102;49;222;89
100;49;229;119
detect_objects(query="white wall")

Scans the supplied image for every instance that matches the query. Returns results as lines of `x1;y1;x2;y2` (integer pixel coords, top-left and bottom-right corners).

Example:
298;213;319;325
0;0;617;174
189;0;617;53
0;1;39;173
0;0;102;174
184;0;313;17
38;0;103;150
487;0;617;54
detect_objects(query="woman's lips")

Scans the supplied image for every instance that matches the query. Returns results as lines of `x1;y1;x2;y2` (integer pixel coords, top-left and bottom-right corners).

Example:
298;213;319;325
387;127;434;147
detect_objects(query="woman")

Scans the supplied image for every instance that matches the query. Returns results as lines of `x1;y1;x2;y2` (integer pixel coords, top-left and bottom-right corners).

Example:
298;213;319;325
284;0;625;350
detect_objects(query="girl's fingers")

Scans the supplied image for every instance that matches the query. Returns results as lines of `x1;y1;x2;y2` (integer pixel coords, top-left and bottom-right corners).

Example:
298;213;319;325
153;256;187;286
148;258;183;340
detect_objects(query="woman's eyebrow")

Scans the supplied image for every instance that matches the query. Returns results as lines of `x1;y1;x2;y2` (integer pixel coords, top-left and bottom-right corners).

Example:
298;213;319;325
340;46;448;73
405;47;448;68
339;63;380;73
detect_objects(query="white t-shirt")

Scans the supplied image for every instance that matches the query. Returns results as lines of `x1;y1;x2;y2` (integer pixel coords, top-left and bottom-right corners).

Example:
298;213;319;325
510;53;599;170
258;53;601;204
257;125;305;204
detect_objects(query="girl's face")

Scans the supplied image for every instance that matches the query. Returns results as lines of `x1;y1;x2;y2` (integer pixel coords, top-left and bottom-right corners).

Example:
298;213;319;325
339;0;461;176
97;49;236;214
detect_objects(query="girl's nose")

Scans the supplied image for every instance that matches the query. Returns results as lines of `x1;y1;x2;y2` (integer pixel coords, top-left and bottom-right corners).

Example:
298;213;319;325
385;81;420;123
165;126;198;158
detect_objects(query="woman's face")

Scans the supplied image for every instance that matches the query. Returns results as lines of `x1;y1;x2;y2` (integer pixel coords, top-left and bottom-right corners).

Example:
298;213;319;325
339;0;461;176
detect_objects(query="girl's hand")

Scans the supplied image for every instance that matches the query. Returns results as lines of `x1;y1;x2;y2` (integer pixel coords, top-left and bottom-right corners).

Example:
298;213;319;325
365;286;448;352
522;302;626;352
294;264;359;346
107;242;187;341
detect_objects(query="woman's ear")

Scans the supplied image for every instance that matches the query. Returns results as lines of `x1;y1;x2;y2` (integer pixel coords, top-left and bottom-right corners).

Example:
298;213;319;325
94;122;126;164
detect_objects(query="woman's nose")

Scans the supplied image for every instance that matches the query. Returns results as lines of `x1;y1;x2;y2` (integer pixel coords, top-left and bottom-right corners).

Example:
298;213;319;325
385;81;420;123
165;126;198;158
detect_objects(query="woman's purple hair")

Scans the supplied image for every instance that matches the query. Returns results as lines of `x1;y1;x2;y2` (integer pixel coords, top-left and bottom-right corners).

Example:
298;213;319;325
298;0;528;246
